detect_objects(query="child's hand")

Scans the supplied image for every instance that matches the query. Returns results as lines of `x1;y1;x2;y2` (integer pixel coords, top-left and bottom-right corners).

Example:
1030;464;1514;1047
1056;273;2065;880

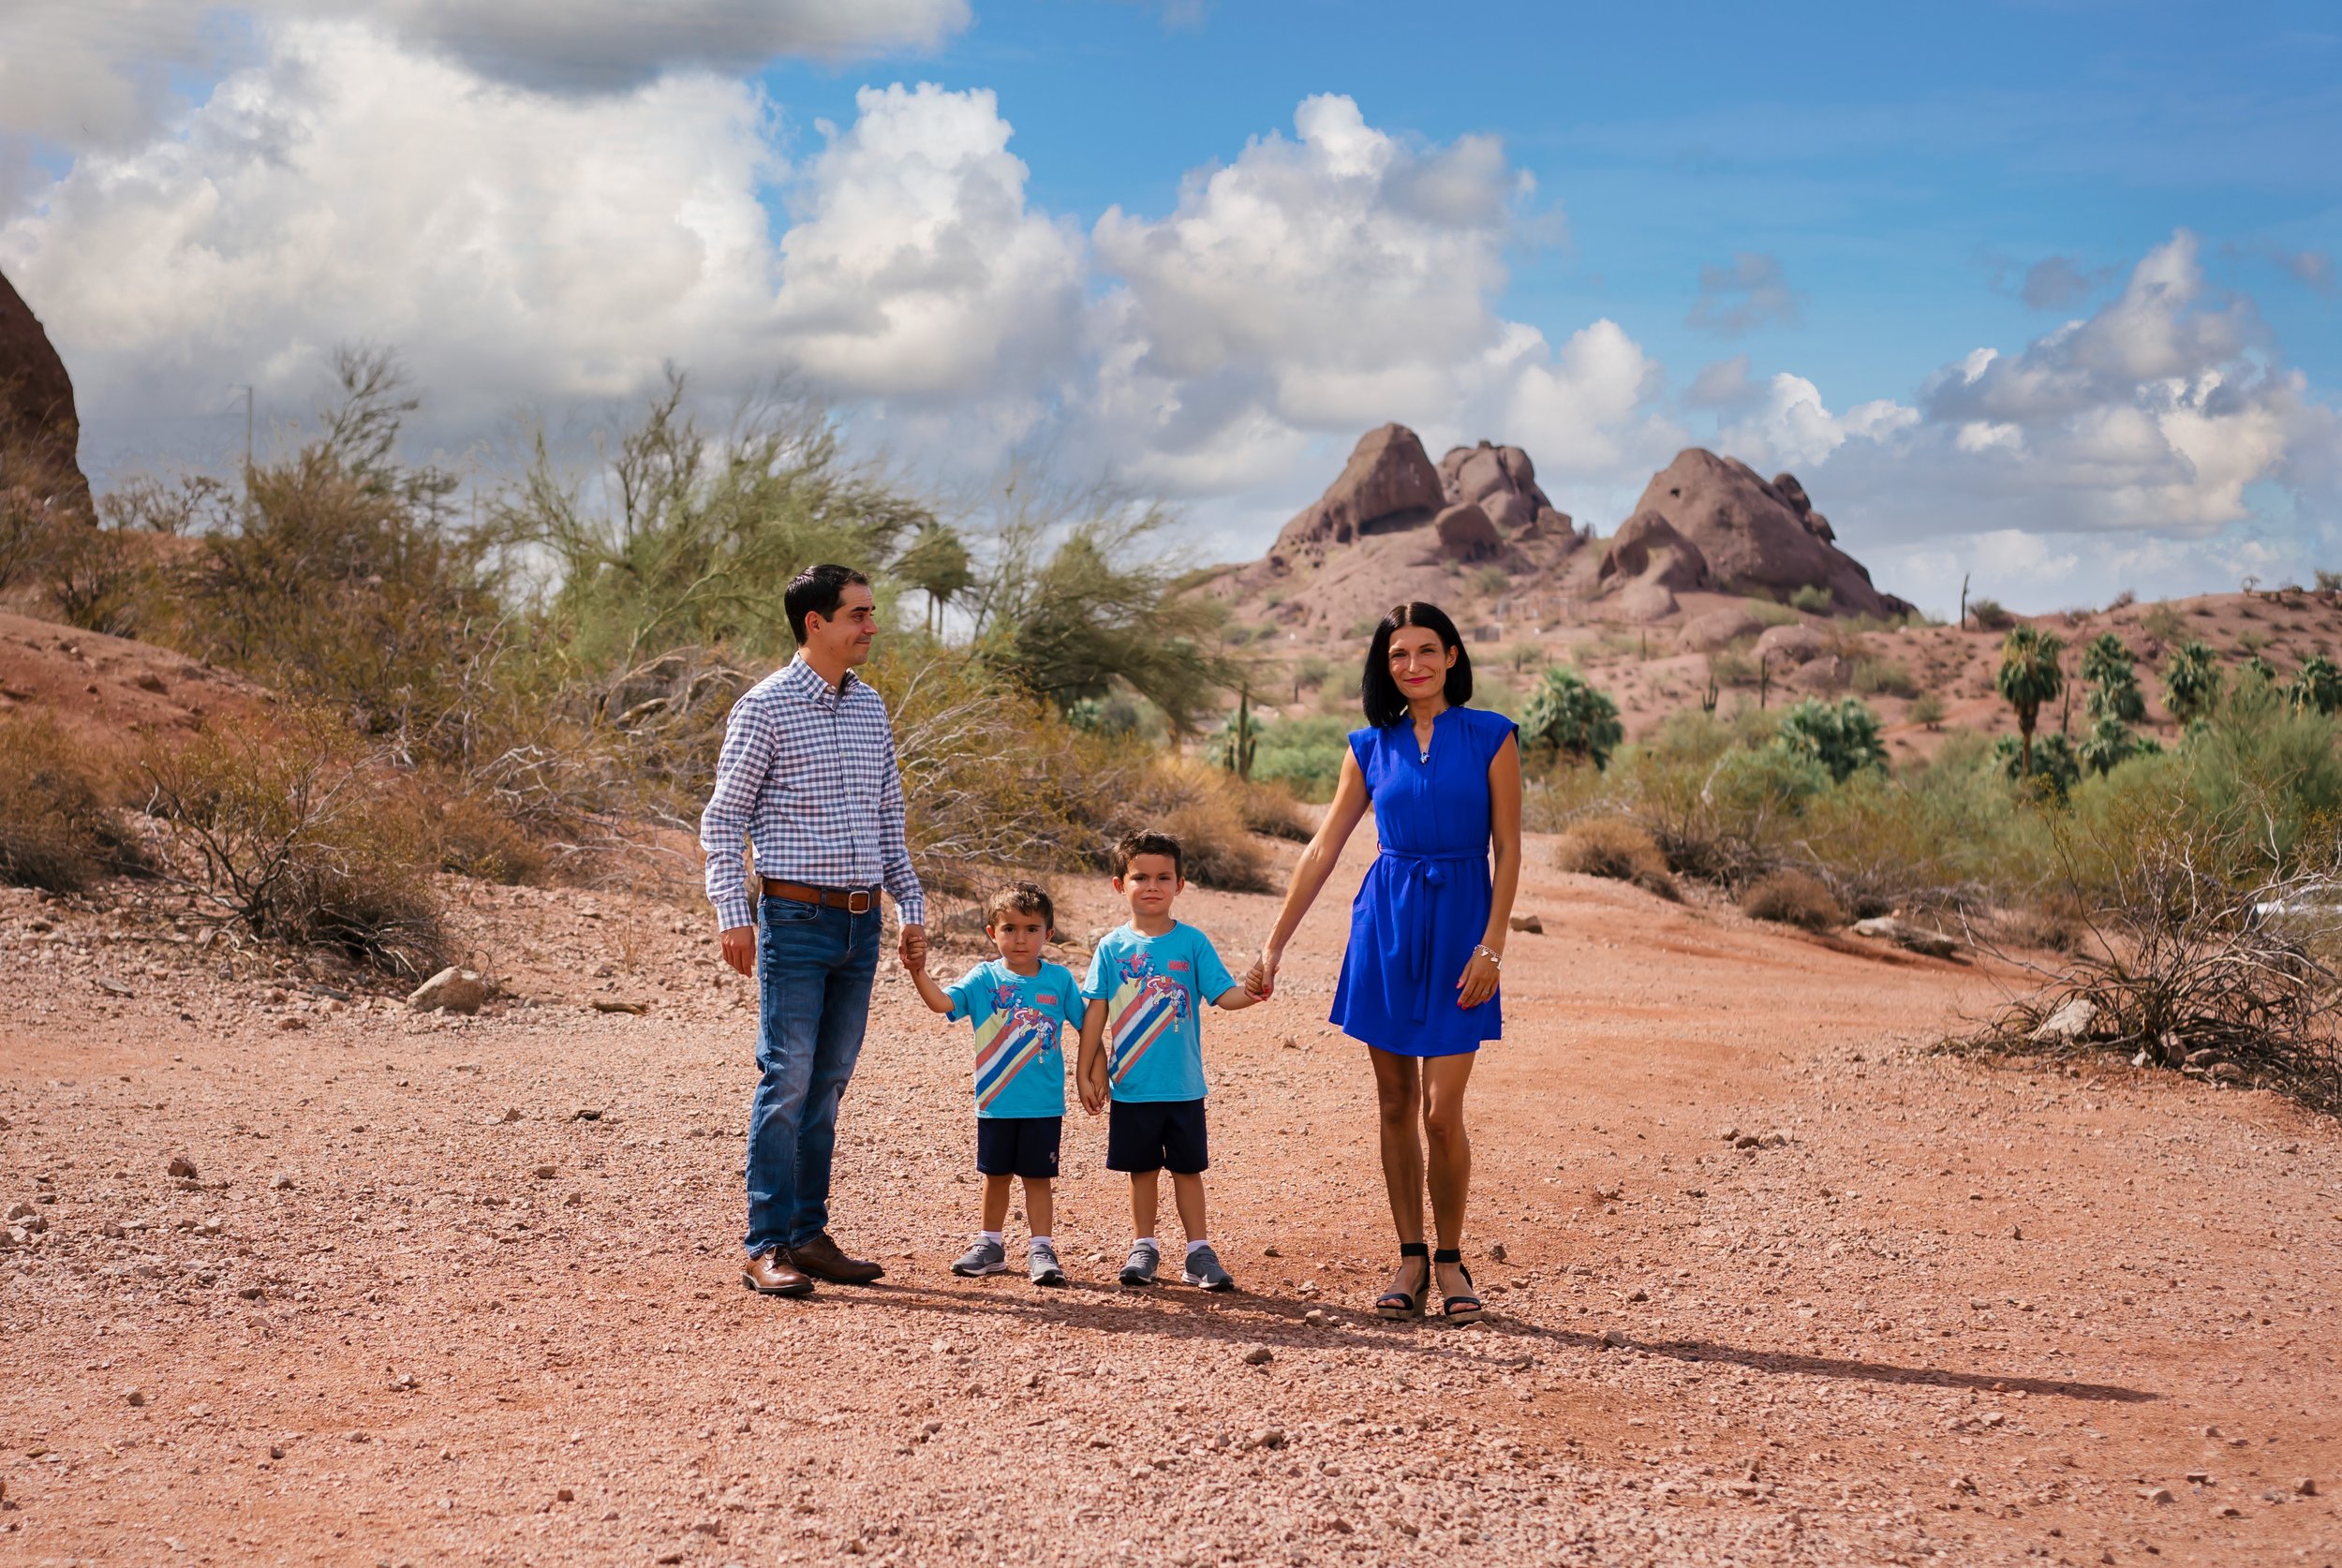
1078;1065;1105;1115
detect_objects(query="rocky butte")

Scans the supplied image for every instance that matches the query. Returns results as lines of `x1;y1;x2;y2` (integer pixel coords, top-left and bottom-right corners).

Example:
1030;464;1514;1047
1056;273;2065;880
0;266;93;522
1218;423;1910;630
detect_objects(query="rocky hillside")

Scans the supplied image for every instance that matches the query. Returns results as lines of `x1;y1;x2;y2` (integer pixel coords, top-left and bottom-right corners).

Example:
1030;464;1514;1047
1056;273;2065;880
1217;423;1910;632
0;267;91;522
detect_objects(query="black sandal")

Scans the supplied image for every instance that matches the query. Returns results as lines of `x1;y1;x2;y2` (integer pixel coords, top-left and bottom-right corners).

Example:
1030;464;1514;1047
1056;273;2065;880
1375;1241;1430;1320
1433;1248;1486;1324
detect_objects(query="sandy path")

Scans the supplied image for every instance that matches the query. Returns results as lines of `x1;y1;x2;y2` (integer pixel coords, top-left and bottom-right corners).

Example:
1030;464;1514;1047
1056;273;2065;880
2;835;2337;1567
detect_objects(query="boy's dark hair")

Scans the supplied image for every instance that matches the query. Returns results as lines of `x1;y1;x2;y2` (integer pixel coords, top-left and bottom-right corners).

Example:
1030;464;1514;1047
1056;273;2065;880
785;564;870;644
1360;600;1474;729
984;881;1056;939
1111;831;1183;880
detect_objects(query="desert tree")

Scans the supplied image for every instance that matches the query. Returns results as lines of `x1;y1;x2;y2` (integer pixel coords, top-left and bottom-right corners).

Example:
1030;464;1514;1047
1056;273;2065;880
1994;624;2066;777
2162;639;2224;726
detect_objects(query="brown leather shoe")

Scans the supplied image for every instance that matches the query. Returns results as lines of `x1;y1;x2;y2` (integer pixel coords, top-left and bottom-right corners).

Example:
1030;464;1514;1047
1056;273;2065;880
787;1233;884;1285
741;1249;815;1296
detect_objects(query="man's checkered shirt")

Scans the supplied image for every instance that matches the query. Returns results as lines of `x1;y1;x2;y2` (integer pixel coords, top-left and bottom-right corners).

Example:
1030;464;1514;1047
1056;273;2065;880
699;655;926;932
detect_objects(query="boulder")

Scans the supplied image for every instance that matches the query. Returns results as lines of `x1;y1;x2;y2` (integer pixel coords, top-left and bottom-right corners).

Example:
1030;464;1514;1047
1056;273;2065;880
1755;623;1828;665
1432;501;1502;562
1678;604;1769;652
1598;510;1710;593
408;967;490;1015
1613;580;1678;622
1771;471;1836;543
2029;996;2100;1043
1438;440;1570;540
1784;654;1851;693
1483;490;1539;533
0;268;93;522
1267;423;1445;568
1630;450;1906;616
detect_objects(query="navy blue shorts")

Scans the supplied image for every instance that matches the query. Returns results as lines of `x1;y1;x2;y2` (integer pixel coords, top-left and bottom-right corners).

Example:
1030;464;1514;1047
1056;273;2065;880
974;1116;1061;1179
1106;1097;1208;1175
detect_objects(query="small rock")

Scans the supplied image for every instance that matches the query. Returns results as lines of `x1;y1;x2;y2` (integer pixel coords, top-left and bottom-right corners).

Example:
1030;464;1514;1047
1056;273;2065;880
2185;1470;2210;1484
125;1387;146;1406
277;1015;306;1031
1279;1035;1299;1049
269;1174;294;1191
1262;1245;1280;1258
1625;1288;1649;1303
1507;914;1543;934
167;1156;198;1179
1733;1132;1762;1149
96;976;135;998
2142;1486;2173;1504
408;967;489;1015
1949;1474;1977;1495
3;1202;30;1222
1850;915;1959;958
533;1165;556;1180
2209;1061;2246;1084
572;1108;603;1121
497;1108;522;1124
1303;1309;1328;1327
1490;1242;1507;1263
591;999;648;1015
556;1487;574;1502
2297;1477;2319;1497
1717;1125;1740;1142
1600;1328;1627;1349
1241;1345;1273;1367
2029;997;2099;1043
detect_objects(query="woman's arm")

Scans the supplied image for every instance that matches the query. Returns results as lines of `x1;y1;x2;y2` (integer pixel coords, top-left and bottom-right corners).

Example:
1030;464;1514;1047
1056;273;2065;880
1248;747;1372;998
1457;732;1523;1010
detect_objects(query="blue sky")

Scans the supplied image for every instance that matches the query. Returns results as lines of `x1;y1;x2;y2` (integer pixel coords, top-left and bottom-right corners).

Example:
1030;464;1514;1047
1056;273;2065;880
3;0;2337;611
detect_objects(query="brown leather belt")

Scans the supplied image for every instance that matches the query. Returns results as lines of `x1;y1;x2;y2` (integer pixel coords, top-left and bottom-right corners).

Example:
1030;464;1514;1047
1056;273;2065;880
763;878;881;913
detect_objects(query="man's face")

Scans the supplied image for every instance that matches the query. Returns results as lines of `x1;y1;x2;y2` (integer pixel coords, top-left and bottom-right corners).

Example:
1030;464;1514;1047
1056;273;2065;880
806;583;879;667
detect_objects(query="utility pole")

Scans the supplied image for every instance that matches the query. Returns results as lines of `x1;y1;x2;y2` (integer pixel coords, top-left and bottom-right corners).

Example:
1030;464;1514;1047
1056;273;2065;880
241;385;255;475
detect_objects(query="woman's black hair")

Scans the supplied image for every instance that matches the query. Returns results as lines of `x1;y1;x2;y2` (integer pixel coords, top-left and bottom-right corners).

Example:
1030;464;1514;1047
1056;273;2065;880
1360;602;1473;729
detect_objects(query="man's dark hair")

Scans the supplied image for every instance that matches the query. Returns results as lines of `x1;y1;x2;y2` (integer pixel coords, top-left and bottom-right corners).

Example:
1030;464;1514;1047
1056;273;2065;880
1111;831;1183;881
785;564;871;644
985;881;1057;939
1360;600;1474;729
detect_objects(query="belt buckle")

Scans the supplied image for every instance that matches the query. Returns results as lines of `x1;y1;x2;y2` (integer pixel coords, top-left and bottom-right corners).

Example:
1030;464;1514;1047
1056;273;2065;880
845;889;872;914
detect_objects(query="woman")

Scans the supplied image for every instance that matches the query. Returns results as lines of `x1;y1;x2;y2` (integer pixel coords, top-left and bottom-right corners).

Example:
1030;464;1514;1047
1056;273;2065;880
1248;602;1522;1323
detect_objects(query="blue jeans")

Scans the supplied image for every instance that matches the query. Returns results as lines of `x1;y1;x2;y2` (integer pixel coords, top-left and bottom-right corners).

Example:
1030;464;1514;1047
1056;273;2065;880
744;895;881;1257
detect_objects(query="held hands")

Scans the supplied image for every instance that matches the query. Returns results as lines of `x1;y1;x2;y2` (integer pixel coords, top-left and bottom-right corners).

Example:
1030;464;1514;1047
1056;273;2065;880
898;922;926;974
1243;945;1282;1000
1077;1058;1107;1116
1456;943;1502;1010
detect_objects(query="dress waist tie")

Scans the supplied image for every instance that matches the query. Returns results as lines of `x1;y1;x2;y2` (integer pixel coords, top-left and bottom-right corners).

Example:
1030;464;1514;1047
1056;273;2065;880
1376;850;1485;1025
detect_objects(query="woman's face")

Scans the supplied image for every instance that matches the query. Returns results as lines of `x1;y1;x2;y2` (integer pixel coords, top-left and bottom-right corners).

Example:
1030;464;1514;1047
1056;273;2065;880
1387;625;1458;703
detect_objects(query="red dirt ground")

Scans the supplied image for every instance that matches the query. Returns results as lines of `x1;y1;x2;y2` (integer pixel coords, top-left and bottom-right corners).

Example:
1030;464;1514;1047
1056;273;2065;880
3;823;2337;1567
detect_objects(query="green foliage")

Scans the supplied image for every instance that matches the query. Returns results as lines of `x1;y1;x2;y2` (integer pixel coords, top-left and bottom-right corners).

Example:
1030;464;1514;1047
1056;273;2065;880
1217;688;1260;780
896;522;975;634
1246;712;1352;802
1968;597;2016;631
2288;653;2342;716
1520;667;1624;769
2162;638;2223;724
2080;632;2135;688
1995;624;2066;775
2086;673;2147;723
0;712;143;894
1909;691;1948;729
1850;656;1919;698
1996;731;2080;796
2077;715;2157;777
495;374;926;673
1776;697;1886;784
1788;584;1831;614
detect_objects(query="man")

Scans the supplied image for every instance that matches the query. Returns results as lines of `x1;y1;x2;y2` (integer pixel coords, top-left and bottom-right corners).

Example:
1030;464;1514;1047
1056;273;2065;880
702;564;926;1296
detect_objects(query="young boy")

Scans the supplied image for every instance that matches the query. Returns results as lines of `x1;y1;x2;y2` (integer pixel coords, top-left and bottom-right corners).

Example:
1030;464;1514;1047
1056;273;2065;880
1077;831;1261;1292
909;882;1085;1286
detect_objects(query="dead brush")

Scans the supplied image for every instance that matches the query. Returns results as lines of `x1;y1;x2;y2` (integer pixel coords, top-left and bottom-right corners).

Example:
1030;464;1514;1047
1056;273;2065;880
1554;816;1680;900
1955;805;2342;1116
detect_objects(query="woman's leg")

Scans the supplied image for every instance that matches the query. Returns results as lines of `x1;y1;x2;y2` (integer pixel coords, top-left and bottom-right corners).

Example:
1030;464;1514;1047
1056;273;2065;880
1421;1051;1477;1298
1369;1047;1428;1300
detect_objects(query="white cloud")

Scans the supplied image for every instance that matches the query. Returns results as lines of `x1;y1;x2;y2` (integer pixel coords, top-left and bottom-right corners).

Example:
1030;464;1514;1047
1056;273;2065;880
0;0;967;149
1715;373;1918;473
1686;251;1801;337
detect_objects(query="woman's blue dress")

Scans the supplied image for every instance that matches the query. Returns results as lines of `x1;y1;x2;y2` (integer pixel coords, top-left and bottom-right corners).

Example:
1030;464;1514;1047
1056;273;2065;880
1330;705;1517;1057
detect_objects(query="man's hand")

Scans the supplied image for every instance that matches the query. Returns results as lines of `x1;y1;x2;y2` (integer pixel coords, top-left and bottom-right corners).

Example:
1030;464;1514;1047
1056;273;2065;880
898;922;926;972
719;925;756;977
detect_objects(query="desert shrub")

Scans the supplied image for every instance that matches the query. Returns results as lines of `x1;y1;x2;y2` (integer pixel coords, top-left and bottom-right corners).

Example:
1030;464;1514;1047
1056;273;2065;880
1850;656;1919;698
2318;569;2342;594
1709;648;1757;688
1250;712;1352;801
1554;816;1679;900
136;712;449;978
1777;697;1886;783
1993;897;2084;954
1789;584;1831;614
1740;868;1845;930
1238;780;1315;843
1910;691;1948;729
1791;740;2038;918
1109;755;1269;892
1742;598;1801;628
1963;799;2342;1115
425;787;550;885
0;713;143;893
1967;597;2016;631
1520;667;1623;769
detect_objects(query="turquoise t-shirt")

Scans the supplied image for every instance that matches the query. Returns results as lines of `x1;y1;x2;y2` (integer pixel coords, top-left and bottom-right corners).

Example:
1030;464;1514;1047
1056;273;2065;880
947;958;1084;1119
1079;923;1236;1104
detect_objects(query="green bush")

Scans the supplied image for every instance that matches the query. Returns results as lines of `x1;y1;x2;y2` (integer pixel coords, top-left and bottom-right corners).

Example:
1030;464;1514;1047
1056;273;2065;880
1788;584;1831;614
1777;697;1886;783
1520;667;1623;769
1249;713;1353;802
1850;657;1919;698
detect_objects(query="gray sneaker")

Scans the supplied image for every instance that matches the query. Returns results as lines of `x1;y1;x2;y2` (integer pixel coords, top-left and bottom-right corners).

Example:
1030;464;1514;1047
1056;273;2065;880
1118;1243;1161;1287
1028;1241;1067;1287
1181;1243;1236;1292
951;1237;1008;1277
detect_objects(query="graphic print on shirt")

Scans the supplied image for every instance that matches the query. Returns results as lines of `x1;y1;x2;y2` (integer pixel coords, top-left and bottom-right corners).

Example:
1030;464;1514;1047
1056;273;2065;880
1105;952;1191;1087
971;980;1059;1114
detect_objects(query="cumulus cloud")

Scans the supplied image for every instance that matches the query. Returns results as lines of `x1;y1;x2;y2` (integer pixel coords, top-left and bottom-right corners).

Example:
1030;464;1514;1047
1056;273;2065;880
1686;251;1801;337
1088;94;1677;495
0;0;968;147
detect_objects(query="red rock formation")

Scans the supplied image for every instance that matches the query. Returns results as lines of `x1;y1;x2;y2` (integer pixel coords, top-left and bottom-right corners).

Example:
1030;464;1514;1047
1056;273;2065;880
1628;450;1904;616
1266;423;1445;571
0;269;91;522
1598;510;1710;594
1438;440;1578;549
1432;500;1501;562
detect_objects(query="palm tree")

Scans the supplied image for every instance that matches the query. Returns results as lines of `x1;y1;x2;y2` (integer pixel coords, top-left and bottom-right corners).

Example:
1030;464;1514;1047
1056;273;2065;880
2079;632;2133;688
1995;625;2066;777
2162;640;2222;725
895;522;976;636
2289;653;2342;716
